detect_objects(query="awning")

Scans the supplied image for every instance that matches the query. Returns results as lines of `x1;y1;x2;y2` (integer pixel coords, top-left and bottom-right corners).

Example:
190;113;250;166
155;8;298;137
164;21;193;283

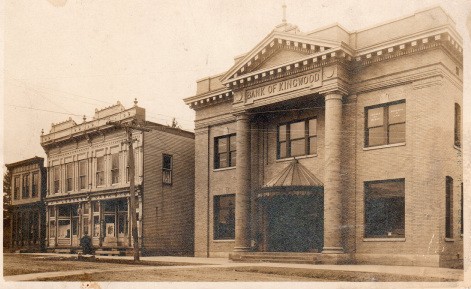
258;159;323;198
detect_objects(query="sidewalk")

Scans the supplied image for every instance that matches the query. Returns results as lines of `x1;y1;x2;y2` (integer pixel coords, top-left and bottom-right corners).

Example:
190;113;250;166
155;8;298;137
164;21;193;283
4;253;464;282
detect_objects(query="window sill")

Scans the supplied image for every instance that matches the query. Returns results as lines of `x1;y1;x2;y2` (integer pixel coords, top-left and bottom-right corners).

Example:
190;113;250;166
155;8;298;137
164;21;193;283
213;167;236;172
445;238;454;242
363;142;405;151
212;239;235;243
453;145;461;151
363;237;405;242
276;154;318;162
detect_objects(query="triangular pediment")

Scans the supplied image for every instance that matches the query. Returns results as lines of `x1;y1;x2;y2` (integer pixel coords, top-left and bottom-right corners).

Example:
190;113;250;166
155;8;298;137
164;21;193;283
220;24;341;84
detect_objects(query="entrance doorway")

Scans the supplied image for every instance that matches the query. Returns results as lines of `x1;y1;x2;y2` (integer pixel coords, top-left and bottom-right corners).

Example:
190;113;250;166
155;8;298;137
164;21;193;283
259;194;323;252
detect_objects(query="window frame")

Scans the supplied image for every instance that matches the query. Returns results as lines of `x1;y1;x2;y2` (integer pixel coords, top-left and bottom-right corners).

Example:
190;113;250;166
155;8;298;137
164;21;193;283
96;156;105;187
79;160;87;190
31;172;39;197
214;134;236;169
277;118;317;159
53;166;60;194
13;176;20;200
445;176;453;239
365;100;406;148
111;153;120;184
162;154;173;185
454;103;461;148
364;178;405;239
213;194;236;240
66;162;74;192
22;173;30;199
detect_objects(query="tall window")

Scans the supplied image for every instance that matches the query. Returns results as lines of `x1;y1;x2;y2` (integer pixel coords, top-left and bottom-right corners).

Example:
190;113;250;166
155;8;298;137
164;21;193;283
22;174;30;198
126;152;137;183
14;176;20;200
364;179;405;238
365;101;405;147
446;176;453;239
53;166;60;194
79;160;87;190
66;163;74;192
455;103;461;147
162;154;173;185
111;153;119;184
31;172;39;197
215;134;236;169
277;118;317;159
214;194;235;240
96;156;105;186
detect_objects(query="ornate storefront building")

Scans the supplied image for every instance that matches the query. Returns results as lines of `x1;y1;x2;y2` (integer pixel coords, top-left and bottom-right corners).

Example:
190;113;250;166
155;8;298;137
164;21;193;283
6;157;47;252
40;101;195;255
184;7;463;267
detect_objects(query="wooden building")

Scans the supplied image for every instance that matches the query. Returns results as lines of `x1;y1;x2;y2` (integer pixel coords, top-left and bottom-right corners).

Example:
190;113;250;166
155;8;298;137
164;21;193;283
6;157;47;252
184;7;463;267
40;101;195;255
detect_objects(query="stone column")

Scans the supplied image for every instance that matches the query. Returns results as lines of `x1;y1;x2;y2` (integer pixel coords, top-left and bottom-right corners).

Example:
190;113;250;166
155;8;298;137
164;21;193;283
234;113;251;252
322;92;344;254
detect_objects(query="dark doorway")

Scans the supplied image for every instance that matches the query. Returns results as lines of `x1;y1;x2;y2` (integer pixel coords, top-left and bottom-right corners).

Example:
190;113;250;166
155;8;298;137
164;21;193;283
260;194;323;252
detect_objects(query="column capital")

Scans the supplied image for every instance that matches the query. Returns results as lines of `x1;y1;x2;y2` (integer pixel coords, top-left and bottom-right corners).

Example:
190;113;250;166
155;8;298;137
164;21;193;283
234;112;250;122
324;93;344;102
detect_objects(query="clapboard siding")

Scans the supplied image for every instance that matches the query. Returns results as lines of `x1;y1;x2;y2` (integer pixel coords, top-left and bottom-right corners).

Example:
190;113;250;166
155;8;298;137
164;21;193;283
142;126;195;256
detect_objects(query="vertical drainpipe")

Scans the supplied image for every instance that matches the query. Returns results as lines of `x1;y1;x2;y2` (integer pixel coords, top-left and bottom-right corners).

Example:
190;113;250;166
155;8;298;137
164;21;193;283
206;125;211;258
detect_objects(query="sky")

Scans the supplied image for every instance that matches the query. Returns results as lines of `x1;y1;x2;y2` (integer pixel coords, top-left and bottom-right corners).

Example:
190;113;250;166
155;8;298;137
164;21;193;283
3;0;471;165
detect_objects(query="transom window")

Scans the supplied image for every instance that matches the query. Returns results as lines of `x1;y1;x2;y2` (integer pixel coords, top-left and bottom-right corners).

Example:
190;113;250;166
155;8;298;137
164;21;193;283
162;154;173;185
365;101;405;147
96;156;105;186
215;134;236;169
277;118;317;159
364;179;405;238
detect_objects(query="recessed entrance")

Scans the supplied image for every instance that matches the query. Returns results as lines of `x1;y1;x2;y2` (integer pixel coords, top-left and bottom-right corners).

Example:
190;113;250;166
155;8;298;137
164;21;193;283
258;194;323;252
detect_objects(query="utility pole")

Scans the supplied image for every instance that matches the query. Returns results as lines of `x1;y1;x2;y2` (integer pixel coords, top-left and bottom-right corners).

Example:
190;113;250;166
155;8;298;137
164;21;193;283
107;119;150;261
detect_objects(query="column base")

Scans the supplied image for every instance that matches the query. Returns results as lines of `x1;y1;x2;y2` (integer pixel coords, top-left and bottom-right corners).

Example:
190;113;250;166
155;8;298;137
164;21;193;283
322;246;344;254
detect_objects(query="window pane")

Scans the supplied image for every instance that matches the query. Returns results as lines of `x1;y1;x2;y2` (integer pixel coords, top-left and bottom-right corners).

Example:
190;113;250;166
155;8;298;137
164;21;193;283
218;153;228;168
309;136;317;155
229;135;236;151
163;154;172;170
290;139;306;157
66;163;73;178
308;119;317;136
217;138;227;154
58;206;70;217
93;216;100;237
388;103;406;124
365;180;405;238
230;151;236;167
58;220;71;238
112;154;119;170
79;161;87;175
389;123;405;144
290;121;305;140
214;195;235;240
49;221;56;238
279;142;287;159
367;107;384;128
96;157;104;172
278;125;286;142
83;217;89;235
368;126;386;147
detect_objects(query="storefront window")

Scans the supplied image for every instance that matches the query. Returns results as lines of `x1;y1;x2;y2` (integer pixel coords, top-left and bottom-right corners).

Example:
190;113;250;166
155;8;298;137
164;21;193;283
50;220;56;238
58;220;71;238
213;194;235;240
93;216;100;237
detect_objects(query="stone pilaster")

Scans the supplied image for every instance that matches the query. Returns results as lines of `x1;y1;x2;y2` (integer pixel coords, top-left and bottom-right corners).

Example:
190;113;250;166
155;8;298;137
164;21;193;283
234;113;251;252
322;92;344;254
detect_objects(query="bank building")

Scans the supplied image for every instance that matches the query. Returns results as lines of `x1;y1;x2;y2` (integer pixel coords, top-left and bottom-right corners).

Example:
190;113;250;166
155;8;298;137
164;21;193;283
39;101;195;256
184;7;463;267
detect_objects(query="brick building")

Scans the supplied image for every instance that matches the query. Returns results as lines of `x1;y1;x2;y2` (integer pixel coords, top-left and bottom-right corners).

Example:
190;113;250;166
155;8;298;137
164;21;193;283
40;101;195;255
6;157;47;252
184;7;463;267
